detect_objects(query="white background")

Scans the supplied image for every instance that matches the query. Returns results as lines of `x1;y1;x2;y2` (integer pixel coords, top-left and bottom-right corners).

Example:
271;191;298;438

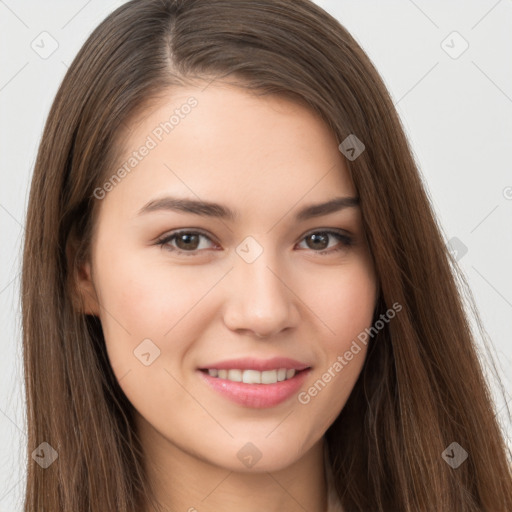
1;1;511;510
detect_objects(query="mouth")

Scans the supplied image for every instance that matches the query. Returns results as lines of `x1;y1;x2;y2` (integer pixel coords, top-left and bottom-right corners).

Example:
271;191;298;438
196;360;312;408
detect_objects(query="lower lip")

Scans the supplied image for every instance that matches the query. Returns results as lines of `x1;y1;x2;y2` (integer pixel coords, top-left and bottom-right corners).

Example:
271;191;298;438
197;369;311;409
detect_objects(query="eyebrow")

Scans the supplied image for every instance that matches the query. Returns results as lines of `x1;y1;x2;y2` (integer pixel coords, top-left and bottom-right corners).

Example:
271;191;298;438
137;195;359;222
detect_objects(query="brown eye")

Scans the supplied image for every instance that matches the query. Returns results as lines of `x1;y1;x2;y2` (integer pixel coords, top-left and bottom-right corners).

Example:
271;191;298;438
175;233;201;250
297;230;353;255
156;230;216;256
306;232;329;250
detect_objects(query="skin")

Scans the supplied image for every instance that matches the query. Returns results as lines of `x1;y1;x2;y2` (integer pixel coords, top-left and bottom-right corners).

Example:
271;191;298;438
76;81;377;512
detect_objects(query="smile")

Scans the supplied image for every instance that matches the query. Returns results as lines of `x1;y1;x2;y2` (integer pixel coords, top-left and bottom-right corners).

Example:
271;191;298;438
197;367;311;408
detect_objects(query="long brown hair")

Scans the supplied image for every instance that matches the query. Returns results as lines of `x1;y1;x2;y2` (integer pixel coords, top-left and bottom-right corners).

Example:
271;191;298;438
22;0;512;510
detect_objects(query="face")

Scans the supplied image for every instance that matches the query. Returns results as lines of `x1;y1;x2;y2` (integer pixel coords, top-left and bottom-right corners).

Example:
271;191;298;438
77;81;377;473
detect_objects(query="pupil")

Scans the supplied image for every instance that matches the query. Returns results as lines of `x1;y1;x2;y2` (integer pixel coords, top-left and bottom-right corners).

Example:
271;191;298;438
177;233;199;250
309;233;328;250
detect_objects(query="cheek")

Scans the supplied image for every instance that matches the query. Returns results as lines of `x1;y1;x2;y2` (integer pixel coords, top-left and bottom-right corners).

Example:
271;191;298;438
295;258;376;426
92;243;221;377
311;258;377;351
94;240;213;329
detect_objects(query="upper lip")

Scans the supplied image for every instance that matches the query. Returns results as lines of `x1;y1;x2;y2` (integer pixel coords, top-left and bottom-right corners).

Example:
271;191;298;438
198;357;311;372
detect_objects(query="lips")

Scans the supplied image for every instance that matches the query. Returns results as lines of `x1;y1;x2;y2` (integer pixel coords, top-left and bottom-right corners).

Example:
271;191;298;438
197;357;312;408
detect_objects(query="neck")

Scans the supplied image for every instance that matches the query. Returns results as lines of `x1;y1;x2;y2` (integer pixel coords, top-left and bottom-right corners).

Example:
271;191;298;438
137;414;329;512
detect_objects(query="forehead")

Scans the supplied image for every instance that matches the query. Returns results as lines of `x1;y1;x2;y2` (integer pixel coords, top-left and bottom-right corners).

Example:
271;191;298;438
98;81;356;223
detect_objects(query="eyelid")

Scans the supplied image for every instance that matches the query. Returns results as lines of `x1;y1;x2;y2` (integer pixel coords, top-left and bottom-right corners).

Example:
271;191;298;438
301;226;353;239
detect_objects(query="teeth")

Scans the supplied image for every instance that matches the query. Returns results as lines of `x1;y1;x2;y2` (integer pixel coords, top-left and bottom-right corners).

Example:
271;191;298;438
261;370;276;384
243;369;261;384
228;369;242;382
206;368;298;384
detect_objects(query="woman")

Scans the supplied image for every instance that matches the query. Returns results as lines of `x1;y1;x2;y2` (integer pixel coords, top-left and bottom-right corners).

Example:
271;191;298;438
22;0;512;511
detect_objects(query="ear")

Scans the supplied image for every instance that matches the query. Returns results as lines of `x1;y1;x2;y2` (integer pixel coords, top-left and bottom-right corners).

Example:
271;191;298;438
67;237;101;317
75;261;101;316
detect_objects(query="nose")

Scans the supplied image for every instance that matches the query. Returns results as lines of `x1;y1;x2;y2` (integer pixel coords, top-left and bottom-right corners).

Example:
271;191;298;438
222;251;300;339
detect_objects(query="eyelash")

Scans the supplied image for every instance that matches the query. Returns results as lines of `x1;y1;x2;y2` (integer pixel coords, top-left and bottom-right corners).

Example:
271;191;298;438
155;229;354;257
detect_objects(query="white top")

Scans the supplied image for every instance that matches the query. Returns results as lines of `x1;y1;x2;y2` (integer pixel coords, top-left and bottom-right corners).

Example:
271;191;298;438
324;442;345;512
